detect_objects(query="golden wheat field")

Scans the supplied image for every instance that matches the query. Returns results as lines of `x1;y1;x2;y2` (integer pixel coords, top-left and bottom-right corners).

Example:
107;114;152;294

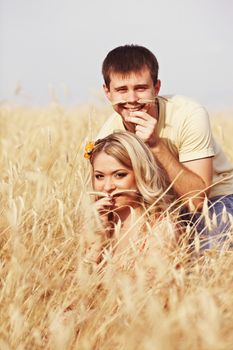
0;102;233;350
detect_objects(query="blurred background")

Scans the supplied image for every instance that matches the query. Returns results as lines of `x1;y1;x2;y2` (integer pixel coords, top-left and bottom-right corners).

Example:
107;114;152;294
1;0;233;110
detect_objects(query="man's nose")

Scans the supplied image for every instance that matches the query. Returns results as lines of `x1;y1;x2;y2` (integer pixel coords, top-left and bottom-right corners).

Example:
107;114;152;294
126;90;138;103
103;177;116;193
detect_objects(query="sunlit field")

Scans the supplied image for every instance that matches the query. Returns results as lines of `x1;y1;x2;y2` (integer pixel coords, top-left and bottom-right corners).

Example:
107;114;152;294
0;102;233;350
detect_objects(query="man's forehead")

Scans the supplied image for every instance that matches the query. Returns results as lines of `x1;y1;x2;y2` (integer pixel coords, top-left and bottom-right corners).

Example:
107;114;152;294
109;68;151;83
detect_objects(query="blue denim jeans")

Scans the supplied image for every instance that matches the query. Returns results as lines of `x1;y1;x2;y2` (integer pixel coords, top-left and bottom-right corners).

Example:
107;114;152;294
180;194;233;249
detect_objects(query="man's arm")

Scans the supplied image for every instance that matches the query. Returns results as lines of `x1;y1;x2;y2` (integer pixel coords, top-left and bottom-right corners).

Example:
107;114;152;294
151;139;213;210
125;109;214;210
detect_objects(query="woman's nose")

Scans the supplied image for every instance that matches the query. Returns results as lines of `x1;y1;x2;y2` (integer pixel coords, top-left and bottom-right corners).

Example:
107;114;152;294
103;178;116;193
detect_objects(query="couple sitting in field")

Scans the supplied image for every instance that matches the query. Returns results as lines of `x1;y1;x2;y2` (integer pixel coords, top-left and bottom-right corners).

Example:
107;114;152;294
85;44;233;259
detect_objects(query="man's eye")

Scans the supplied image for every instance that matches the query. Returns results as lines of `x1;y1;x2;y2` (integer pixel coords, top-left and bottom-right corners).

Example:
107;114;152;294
117;88;127;93
136;87;146;91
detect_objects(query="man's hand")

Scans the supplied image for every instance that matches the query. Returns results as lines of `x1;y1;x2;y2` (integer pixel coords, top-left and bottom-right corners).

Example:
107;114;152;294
125;110;158;147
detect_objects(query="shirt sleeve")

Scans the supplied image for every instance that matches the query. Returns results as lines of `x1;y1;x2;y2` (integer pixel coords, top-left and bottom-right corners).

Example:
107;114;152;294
178;105;215;162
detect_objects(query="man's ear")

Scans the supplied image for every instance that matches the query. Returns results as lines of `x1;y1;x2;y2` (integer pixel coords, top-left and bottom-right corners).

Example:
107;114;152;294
154;79;161;95
103;84;111;100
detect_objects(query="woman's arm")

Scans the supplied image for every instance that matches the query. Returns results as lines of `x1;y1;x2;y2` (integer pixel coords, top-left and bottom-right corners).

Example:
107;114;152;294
84;196;115;264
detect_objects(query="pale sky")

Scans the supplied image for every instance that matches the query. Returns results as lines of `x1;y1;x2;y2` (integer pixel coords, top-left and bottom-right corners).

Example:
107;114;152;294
1;0;233;109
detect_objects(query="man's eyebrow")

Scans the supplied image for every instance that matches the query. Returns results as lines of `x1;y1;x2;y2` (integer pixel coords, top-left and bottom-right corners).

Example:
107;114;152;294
114;84;148;90
114;85;127;91
135;84;149;88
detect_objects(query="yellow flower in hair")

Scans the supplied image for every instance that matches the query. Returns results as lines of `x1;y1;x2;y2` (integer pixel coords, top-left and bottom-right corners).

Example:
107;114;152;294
84;142;95;159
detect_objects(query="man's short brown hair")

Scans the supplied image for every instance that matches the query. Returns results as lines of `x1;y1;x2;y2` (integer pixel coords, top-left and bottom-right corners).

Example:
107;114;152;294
102;44;159;88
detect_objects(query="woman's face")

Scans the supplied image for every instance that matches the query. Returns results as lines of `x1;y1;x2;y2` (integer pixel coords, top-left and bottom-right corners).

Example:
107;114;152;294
92;151;139;209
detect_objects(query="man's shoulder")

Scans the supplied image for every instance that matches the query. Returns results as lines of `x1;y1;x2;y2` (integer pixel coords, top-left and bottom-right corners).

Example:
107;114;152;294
159;95;209;125
95;112;124;140
160;94;204;110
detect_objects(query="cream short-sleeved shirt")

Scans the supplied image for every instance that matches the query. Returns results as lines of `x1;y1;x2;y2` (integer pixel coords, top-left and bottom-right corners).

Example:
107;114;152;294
96;95;233;198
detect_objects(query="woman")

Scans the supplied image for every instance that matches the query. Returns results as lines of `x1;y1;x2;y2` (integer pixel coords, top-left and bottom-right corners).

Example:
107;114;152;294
85;131;180;263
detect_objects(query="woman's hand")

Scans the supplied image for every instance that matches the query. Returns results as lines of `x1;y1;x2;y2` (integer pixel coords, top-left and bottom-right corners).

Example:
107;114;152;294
94;195;115;231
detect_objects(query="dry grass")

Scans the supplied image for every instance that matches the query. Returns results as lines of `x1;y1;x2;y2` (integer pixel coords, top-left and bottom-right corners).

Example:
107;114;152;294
0;102;233;350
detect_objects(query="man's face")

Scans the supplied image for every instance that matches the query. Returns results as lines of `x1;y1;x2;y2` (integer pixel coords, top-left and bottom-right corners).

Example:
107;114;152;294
103;67;161;122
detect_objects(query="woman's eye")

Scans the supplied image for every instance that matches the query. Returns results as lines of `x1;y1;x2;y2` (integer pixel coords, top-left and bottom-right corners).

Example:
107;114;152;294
95;174;104;180
115;172;127;179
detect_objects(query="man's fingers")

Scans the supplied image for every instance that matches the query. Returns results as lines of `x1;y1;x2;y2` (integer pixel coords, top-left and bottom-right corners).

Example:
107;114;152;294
124;111;158;146
125;116;156;127
125;112;157;126
135;124;145;132
126;116;147;126
128;111;154;120
135;124;157;145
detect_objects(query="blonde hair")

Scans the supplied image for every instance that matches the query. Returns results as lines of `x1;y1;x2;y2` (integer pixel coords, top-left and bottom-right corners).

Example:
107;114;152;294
90;131;172;212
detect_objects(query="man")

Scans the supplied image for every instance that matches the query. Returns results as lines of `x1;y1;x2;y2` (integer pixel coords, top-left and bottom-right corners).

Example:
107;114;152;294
97;44;233;247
